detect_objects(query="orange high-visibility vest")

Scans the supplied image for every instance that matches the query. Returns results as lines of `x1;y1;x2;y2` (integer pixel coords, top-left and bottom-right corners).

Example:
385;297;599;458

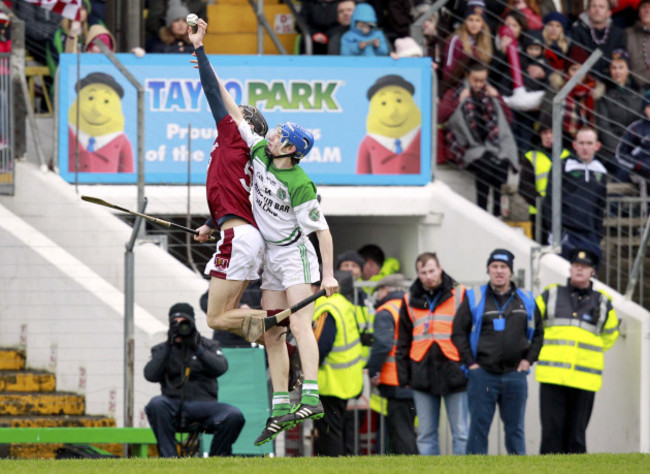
377;299;402;386
405;286;465;362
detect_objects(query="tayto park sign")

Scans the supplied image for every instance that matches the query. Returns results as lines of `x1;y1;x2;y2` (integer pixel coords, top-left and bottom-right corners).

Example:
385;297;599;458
57;54;432;185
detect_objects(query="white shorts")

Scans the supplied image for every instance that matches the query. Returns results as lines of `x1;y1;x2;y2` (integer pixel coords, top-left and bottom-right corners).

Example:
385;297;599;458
261;239;321;291
204;224;264;281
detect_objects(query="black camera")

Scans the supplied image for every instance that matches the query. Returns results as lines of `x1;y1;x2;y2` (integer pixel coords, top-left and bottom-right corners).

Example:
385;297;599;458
171;317;196;339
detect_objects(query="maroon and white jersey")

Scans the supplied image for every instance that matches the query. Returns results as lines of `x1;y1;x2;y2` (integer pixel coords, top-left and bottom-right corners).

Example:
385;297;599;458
206;115;256;227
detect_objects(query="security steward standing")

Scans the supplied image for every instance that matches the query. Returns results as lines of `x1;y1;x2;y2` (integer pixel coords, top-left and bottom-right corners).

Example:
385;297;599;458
312;270;365;456
397;252;469;456
367;273;417;455
144;303;245;457
452;249;544;455
535;248;619;454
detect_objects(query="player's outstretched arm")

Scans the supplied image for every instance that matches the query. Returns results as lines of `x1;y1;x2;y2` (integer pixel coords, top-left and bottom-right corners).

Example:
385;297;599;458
316;228;339;297
189;19;228;124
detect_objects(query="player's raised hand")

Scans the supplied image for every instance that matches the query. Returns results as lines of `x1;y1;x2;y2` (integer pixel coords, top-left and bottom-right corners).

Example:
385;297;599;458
188;18;207;48
320;275;339;297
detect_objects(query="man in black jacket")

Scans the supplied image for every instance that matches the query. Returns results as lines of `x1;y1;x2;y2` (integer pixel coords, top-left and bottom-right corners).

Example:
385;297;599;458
451;249;543;455
396;252;469;455
144;303;245;457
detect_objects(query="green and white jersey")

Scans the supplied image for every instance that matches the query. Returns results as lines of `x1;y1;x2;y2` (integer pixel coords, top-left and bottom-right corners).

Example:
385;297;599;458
238;122;328;245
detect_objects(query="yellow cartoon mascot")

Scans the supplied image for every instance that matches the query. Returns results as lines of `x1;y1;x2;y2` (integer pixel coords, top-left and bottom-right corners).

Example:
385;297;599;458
357;74;421;174
68;72;134;173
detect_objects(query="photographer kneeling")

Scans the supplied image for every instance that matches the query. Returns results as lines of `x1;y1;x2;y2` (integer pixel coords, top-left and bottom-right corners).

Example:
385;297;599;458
144;303;245;457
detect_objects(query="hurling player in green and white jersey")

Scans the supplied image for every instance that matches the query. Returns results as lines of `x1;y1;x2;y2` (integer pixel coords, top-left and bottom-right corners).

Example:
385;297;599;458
220;85;339;445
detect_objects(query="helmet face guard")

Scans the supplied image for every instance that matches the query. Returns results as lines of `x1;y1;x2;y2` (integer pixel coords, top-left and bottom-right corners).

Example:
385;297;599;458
239;105;268;137
277;122;314;159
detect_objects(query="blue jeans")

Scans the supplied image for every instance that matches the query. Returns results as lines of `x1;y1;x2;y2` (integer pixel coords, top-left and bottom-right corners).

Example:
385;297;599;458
412;389;469;455
466;367;528;455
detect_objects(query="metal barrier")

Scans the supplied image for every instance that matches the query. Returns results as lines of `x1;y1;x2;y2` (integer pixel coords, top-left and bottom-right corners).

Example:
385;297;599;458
603;180;650;308
0;52;13;195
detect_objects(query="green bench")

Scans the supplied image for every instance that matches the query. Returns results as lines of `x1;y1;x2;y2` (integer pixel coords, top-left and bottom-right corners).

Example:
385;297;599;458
0;427;157;457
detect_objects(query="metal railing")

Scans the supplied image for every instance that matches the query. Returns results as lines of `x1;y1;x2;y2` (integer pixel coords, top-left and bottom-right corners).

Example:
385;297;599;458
603;179;650;308
0;52;13;195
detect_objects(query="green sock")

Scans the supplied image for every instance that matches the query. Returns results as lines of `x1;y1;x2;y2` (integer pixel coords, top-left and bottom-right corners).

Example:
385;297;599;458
300;380;319;406
271;391;291;417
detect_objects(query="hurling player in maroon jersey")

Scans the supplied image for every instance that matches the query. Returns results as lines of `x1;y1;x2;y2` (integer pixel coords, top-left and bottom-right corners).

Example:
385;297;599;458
190;20;269;339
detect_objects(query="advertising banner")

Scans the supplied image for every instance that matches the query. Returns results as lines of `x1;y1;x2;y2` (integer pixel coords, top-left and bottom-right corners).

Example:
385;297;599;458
58;53;432;185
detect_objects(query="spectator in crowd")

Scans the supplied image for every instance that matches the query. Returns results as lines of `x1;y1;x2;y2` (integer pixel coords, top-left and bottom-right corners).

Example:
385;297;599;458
340;2;390;56
144;303;245;457
149;0;193;53
440;60;518;217
45;0;90;79
595;48;643;176
442;0;493;94
542;127;608;258
569;0;626;78
385;0;431;41
539;45;605;145
452;249;543;455
312;271;365;456
367;273;418;455
396;252;468;456
390;36;423;59
625;0;650;88
13;0;61;65
493;10;529;97
145;0;207;50
0;2;10;53
84;23;115;53
535;248;619;454
610;0;640;29
506;0;544;30
519;121;570;243
421;11;443;68
542;11;570;71
615;90;650;183
327;0;356;55
301;0;347;55
521;29;550;91
358;243;401;285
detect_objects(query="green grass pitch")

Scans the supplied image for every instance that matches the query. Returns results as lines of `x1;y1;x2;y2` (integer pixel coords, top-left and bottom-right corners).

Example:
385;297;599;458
1;454;649;473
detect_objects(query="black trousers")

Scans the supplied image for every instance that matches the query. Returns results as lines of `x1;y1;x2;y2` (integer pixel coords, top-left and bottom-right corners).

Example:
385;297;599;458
468;154;509;217
386;398;418;454
539;383;595;454
314;395;348;457
145;395;245;457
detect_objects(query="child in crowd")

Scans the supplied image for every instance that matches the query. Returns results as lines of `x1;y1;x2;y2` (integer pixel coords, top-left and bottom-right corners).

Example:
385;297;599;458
521;29;549;91
340;3;390;56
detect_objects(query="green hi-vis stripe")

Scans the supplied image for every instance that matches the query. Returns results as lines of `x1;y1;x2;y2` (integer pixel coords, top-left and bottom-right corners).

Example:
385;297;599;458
299;244;310;282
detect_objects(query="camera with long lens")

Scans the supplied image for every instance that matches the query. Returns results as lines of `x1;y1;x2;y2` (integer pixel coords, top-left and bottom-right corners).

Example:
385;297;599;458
171;317;196;340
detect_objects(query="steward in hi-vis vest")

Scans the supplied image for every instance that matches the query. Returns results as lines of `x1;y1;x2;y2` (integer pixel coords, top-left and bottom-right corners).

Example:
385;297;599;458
535;248;619;455
312;270;364;457
396;252;469;456
367;274;417;455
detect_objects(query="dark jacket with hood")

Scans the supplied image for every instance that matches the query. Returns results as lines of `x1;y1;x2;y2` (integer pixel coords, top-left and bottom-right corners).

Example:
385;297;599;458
396;272;467;395
144;336;228;401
